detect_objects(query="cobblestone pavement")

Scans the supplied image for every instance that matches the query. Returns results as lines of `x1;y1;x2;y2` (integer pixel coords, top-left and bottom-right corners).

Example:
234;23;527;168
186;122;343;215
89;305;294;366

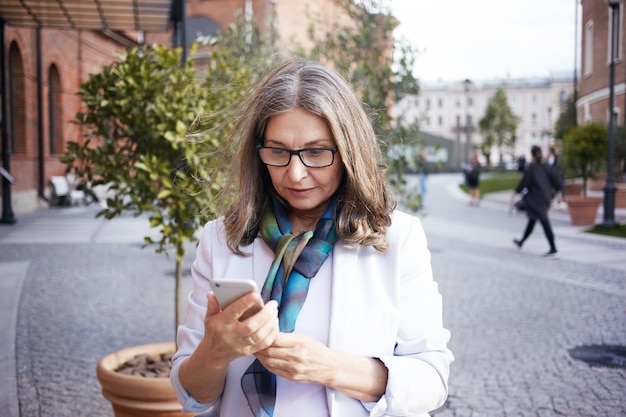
1;173;625;417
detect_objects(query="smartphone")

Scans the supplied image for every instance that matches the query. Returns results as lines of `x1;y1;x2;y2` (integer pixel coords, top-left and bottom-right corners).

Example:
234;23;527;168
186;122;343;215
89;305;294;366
211;278;264;320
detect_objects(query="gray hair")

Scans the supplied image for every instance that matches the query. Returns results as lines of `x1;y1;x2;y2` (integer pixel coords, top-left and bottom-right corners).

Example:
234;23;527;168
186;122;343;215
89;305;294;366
219;55;394;254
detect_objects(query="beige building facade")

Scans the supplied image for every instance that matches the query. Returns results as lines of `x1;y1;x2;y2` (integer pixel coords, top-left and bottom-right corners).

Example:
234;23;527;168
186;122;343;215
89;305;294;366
395;75;574;169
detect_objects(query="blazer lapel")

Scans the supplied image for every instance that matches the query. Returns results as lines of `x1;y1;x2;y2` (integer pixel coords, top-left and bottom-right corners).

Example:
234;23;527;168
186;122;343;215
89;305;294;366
328;241;360;350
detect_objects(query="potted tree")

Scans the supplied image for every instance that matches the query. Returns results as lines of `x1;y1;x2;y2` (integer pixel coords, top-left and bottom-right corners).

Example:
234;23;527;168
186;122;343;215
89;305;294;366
562;123;607;226
61;40;269;416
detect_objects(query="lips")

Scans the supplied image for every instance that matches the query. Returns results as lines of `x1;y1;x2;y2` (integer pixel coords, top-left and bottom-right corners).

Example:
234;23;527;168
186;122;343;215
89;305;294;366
288;187;313;195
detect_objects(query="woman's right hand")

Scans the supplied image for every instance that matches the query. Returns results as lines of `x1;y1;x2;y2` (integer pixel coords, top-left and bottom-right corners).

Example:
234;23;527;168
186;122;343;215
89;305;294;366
178;291;278;404
201;291;279;365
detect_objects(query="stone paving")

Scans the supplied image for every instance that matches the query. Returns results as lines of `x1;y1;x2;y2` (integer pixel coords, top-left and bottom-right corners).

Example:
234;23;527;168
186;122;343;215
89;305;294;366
1;173;625;417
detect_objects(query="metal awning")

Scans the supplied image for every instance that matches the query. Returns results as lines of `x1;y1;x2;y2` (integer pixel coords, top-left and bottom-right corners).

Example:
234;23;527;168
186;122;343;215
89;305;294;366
0;0;174;32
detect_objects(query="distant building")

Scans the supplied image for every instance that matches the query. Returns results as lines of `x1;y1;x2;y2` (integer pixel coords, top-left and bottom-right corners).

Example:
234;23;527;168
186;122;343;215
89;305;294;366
395;74;574;169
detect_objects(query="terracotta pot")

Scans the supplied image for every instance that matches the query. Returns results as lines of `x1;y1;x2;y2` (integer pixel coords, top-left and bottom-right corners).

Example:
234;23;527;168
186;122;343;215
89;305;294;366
616;184;626;209
564;182;584;197
97;342;194;417
565;196;602;226
587;174;607;192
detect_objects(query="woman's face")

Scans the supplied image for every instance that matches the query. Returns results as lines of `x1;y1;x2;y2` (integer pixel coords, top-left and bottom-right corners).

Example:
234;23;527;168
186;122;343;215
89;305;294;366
263;108;344;225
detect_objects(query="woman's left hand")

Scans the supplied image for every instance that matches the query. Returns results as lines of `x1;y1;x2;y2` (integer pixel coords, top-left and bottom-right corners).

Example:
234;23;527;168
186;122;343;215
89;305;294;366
254;333;332;384
254;332;388;402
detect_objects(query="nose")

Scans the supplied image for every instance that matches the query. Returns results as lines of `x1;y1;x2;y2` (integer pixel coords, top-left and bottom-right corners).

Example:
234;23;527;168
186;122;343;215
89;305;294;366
285;153;308;181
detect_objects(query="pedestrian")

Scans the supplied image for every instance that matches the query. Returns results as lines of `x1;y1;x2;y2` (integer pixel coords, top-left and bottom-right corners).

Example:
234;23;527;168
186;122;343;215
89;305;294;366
516;154;526;172
170;56;453;417
419;167;428;209
464;151;481;206
547;143;565;205
510;145;563;257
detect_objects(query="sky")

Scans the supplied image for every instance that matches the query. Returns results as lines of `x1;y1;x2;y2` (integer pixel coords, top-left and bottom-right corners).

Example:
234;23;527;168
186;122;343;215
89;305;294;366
390;0;580;82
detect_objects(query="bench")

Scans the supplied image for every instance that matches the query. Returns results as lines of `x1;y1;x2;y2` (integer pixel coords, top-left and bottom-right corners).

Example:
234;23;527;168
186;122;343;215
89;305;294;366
49;176;85;206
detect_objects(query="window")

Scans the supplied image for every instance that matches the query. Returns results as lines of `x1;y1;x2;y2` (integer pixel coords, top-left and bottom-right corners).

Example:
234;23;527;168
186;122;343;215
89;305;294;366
187;15;220;43
48;65;63;155
559;90;566;103
456;98;461;108
438;116;443;126
607;3;623;63
584;21;593;76
531;113;537;125
438;98;443;108
8;42;26;154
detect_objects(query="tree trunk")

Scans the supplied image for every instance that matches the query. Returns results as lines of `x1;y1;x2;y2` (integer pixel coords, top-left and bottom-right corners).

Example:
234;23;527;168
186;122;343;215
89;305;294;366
174;248;183;343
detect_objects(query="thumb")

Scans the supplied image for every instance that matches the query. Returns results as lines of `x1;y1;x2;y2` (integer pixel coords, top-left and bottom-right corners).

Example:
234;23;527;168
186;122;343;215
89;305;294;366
206;291;222;316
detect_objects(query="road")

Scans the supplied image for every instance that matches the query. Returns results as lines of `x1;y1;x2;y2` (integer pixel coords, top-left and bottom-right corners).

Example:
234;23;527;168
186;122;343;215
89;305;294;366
1;172;624;416
415;173;626;417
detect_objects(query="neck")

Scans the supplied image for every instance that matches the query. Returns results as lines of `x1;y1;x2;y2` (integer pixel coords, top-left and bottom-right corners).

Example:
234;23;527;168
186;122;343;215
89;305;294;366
289;214;320;234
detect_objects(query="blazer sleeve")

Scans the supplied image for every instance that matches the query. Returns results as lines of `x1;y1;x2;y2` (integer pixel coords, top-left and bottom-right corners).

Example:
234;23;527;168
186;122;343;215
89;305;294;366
169;219;223;413
364;213;454;416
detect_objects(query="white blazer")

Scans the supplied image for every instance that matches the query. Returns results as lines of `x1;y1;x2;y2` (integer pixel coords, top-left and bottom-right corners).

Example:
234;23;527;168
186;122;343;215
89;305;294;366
171;210;453;417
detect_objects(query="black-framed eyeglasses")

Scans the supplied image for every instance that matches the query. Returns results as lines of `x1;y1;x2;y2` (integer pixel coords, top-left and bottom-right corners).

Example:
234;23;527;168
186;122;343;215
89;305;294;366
257;145;338;168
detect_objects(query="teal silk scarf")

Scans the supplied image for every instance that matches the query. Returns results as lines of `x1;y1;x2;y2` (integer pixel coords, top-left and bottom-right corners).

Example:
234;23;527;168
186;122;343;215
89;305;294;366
241;198;338;417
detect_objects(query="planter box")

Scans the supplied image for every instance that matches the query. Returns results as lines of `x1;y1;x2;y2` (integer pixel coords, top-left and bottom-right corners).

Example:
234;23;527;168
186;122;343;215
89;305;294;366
565;196;602;226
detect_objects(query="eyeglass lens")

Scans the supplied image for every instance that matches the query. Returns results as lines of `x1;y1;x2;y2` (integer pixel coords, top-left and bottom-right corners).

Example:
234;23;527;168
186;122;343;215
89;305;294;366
258;147;336;167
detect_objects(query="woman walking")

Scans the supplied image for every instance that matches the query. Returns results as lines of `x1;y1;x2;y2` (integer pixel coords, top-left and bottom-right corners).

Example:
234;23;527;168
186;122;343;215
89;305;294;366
510;145;563;257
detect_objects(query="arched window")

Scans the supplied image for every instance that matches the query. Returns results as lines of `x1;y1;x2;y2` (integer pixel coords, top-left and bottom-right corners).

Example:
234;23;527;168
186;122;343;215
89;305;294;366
48;65;63;155
8;42;26;154
186;15;220;43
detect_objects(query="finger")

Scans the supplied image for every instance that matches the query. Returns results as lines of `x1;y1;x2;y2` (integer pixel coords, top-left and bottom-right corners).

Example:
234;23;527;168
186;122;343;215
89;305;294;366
225;292;264;321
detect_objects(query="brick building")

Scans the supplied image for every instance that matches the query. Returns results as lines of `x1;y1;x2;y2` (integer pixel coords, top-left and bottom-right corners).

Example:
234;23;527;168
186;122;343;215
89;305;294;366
577;0;625;125
0;0;348;219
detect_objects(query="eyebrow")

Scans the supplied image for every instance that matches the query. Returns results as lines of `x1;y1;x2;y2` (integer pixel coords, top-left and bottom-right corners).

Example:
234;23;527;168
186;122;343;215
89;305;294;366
263;138;335;148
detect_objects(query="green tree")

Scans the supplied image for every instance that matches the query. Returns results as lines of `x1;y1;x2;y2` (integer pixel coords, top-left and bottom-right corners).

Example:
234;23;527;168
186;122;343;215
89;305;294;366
478;88;520;167
298;0;422;208
61;33;274;336
562;122;608;196
554;94;577;140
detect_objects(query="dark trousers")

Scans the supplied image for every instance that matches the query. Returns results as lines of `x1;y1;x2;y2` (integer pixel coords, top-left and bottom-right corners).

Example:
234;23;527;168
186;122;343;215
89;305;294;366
520;211;556;252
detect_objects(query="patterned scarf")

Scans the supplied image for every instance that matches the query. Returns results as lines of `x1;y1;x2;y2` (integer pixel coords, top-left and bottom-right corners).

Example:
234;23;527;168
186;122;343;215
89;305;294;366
241;198;338;417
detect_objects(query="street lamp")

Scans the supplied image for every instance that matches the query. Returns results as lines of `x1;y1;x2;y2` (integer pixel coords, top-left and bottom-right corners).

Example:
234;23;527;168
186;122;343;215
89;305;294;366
601;0;622;228
463;79;472;163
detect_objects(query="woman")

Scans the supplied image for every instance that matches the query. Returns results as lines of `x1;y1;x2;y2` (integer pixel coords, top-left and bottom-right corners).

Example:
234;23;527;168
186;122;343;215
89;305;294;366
464;152;481;206
511;145;563;257
170;56;453;417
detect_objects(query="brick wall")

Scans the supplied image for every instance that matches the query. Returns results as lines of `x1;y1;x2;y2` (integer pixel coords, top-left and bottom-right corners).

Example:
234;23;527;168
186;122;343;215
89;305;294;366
3;27;132;214
578;0;626;125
